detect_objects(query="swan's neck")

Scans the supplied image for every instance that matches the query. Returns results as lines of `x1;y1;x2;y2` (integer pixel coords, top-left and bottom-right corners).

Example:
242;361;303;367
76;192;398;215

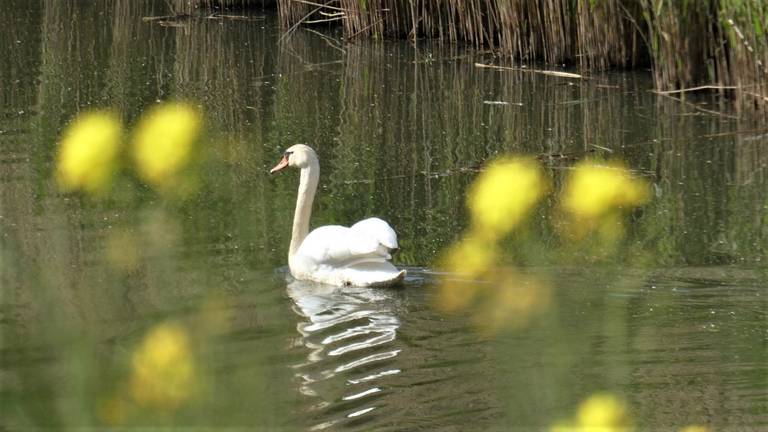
289;158;319;258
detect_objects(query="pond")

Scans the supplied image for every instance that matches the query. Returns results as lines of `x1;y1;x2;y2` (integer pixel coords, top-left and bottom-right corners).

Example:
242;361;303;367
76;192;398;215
1;2;766;431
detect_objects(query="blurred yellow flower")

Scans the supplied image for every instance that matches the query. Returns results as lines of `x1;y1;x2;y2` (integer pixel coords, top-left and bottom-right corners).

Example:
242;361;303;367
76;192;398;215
562;161;649;219
550;393;633;432
55;111;123;194
560;161;650;242
468;157;548;240
441;234;498;277
437;156;550;328
474;271;551;332
130;321;196;410
575;393;632;432
132;102;202;188
436;278;481;314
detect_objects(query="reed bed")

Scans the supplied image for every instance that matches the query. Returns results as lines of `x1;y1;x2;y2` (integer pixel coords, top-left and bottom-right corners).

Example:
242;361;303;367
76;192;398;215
641;1;768;113
276;0;767;114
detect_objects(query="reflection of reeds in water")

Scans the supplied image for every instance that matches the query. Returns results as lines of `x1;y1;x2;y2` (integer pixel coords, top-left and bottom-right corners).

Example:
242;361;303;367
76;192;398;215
287;280;402;429
638;100;768;265
40;0;115;126
172;14;271;129
2;0;127;331
107;0;171;119
327;40;656;263
169;13;289;266
1;0;41;113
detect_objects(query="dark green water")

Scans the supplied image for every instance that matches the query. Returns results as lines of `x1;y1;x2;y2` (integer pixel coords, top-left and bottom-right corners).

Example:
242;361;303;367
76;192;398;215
1;2;767;431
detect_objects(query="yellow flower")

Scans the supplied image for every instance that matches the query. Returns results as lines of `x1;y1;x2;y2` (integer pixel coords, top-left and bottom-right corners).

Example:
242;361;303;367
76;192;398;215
468;157;547;240
562;161;649;219
575;393;632;432
132;102;202;188
55;111;122;194
130;322;196;410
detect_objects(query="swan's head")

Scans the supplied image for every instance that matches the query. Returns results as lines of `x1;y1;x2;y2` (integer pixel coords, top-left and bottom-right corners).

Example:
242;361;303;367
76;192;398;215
270;144;317;174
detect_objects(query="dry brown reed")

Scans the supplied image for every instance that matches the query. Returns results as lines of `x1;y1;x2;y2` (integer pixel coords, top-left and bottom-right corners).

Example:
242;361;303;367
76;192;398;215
640;1;767;113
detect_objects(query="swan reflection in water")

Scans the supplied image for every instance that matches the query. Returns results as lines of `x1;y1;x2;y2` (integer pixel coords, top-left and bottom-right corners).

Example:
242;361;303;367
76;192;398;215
286;277;405;430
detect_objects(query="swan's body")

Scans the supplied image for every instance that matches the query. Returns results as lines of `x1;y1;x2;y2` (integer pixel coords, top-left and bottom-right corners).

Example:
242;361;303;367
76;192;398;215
271;144;405;287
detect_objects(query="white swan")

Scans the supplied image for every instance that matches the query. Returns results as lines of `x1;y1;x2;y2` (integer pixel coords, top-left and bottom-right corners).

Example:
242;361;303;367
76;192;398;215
270;144;406;287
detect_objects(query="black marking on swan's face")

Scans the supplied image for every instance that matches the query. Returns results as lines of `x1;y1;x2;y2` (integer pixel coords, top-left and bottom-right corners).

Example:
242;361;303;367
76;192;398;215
283;150;293;159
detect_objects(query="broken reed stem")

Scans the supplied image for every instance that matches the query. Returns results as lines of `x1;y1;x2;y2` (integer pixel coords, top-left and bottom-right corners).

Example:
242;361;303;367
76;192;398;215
474;63;584;79
346;17;386;41
279;4;323;42
303;27;345;52
304;16;345;24
701;129;768;138
653;85;742;95
657;93;740;119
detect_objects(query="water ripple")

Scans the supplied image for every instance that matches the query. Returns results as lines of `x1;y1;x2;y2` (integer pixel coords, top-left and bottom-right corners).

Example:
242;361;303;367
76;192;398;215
287;280;404;429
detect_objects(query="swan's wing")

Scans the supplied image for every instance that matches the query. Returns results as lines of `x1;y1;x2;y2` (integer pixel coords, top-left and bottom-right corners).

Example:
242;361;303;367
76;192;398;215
350;217;399;249
298;225;382;266
298;220;398;268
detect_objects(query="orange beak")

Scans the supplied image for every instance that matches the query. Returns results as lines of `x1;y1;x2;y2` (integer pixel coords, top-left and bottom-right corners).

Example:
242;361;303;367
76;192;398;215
270;155;289;174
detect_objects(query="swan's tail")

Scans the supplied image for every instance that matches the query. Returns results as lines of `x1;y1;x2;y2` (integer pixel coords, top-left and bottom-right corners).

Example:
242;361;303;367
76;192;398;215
367;269;406;287
339;262;406;287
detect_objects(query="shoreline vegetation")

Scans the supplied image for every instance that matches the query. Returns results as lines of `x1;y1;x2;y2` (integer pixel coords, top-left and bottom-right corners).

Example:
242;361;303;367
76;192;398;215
179;0;767;117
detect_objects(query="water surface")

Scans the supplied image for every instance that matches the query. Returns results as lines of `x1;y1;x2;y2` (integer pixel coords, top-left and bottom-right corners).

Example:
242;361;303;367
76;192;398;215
1;2;766;431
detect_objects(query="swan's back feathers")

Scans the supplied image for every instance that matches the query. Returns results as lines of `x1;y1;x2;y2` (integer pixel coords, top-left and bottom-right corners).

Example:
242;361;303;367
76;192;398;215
350;217;398;249
298;224;391;266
